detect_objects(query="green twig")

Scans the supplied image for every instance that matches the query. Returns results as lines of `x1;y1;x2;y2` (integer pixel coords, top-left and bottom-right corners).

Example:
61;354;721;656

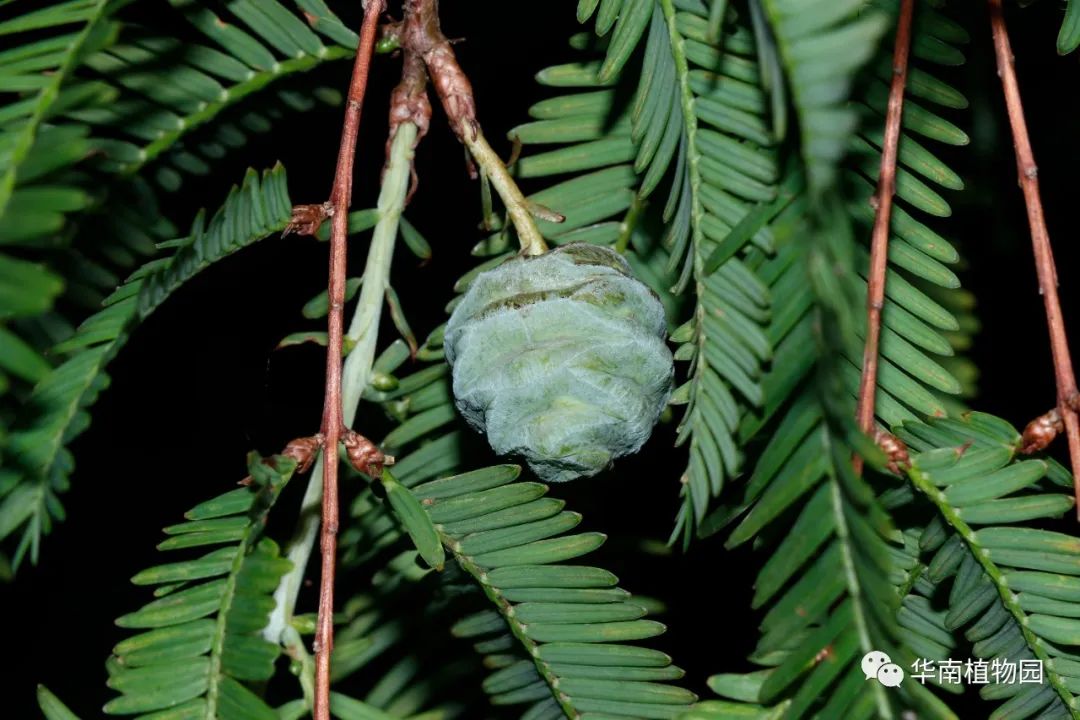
823;431;893;719
124;48;354;175
0;0;112;216
907;463;1076;711
660;0;705;275
441;533;579;719
463;131;547;256
342;124;418;414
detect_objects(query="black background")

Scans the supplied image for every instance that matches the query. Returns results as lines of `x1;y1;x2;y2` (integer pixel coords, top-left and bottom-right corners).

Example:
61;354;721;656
6;1;1080;717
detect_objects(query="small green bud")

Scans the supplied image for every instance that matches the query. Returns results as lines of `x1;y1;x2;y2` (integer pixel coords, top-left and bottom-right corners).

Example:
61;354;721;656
290;613;317;635
375;36;400;54
370;372;399;391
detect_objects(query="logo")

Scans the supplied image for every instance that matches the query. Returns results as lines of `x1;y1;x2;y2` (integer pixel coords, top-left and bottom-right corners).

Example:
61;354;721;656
862;652;1046;689
862;651;905;688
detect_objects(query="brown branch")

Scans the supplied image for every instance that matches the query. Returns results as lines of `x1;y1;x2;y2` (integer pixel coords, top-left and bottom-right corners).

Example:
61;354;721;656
853;0;916;475
989;0;1080;517
400;0;477;141
387;43;432;204
397;0;548;255
312;2;385;718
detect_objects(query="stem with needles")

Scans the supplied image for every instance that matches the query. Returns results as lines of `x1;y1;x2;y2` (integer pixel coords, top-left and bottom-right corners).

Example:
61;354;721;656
343;127;417;417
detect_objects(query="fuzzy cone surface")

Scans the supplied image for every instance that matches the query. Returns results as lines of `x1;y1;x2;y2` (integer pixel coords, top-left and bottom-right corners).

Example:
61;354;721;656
445;244;674;482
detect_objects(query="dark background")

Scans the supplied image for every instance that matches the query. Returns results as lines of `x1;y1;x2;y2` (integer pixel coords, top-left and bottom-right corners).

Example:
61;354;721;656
6;1;1080;717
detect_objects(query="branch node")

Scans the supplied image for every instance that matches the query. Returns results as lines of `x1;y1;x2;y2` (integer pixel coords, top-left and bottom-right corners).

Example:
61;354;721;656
400;0;478;142
386;48;431;204
282;434;325;474
874;430;911;475
284;202;335;237
1021;407;1064;454
342;429;389;478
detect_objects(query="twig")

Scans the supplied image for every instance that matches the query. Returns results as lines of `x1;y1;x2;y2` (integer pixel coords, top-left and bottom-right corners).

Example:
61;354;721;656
854;0;916;475
464;133;548;255
399;0;549;256
989;0;1080;517
267;121;421;713
312;2;384;718
387;47;431;203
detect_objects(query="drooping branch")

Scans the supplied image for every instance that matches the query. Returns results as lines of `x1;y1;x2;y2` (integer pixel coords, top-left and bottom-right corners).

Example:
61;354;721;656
989;0;1080;516
854;0;916;475
399;0;549;256
269;119;421;720
297;2;386;718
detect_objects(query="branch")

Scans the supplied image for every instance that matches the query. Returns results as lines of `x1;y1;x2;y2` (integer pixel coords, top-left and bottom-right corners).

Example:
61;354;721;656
854;0;915;475
312;3;385;718
400;0;549;255
342;124;420;417
988;0;1080;517
905;457;1077;710
464;133;548;255
268;122;419;715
